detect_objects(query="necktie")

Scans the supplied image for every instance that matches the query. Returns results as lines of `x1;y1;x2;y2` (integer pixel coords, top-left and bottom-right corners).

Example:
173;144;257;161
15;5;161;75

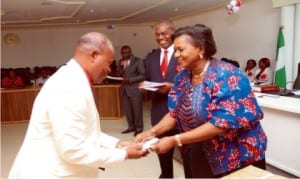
161;50;168;78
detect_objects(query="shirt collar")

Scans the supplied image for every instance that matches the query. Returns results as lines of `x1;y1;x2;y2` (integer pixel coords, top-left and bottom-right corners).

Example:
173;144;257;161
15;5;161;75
160;44;174;54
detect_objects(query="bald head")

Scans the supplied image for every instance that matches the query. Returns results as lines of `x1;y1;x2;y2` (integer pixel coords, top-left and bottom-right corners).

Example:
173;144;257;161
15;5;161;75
75;32;114;56
73;32;115;84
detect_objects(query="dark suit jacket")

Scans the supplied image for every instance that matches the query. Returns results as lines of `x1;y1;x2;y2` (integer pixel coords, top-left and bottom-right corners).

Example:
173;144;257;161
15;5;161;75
144;48;179;125
119;56;145;96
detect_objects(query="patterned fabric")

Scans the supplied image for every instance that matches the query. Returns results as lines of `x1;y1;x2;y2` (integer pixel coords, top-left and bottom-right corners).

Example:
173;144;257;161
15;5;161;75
168;59;267;175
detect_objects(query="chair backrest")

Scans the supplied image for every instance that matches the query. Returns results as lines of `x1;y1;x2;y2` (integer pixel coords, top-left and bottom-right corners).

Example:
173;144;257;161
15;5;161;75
293;62;300;89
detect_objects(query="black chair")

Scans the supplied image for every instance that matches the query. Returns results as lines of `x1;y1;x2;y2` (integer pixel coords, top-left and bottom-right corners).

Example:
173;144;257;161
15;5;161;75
293;62;300;89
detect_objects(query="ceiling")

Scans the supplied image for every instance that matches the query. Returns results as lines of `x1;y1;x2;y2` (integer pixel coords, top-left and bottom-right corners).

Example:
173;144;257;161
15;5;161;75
1;0;229;29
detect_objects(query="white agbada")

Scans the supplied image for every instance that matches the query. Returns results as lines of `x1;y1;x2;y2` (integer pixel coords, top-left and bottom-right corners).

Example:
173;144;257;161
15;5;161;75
8;59;126;179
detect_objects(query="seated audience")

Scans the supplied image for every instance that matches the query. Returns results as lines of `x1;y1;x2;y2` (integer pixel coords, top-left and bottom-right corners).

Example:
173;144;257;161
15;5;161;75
254;57;272;85
244;59;257;82
35;68;50;86
1;68;9;80
14;67;33;86
230;60;240;68
1;69;25;88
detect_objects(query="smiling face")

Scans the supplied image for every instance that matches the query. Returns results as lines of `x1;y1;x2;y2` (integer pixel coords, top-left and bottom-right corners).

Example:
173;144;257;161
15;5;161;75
154;21;174;49
173;34;202;69
120;46;132;60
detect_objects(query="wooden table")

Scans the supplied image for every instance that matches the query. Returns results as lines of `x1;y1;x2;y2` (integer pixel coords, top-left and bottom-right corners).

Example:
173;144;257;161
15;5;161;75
1;84;123;124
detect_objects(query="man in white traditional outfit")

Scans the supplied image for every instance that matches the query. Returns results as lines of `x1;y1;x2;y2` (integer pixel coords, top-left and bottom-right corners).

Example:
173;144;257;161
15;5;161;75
8;32;147;179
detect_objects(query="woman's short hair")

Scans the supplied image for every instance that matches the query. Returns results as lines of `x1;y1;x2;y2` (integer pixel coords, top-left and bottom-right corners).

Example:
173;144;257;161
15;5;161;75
172;24;217;58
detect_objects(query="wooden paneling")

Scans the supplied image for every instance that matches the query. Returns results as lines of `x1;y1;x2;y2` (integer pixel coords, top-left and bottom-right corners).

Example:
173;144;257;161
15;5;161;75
1;87;40;124
1;84;123;124
92;84;123;120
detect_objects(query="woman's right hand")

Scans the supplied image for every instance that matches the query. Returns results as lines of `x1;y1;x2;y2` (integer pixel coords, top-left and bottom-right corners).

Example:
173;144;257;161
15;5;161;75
134;130;155;144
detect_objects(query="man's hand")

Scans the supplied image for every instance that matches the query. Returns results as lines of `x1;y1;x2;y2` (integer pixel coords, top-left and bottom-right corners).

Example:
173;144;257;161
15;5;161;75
125;143;148;159
114;69;124;76
156;82;173;94
122;78;130;84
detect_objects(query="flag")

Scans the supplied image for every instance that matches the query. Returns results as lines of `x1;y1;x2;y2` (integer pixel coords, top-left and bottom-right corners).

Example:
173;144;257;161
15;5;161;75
274;27;286;88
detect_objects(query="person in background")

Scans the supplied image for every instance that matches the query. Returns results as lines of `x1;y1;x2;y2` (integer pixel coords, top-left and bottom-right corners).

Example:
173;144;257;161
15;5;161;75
220;57;230;62
1;69;25;88
244;59;257;83
221;57;240;68
136;24;267;178
254;57;272;85
142;20;181;179
119;45;145;136
230;60;240;68
8;32;147;179
35;68;50;86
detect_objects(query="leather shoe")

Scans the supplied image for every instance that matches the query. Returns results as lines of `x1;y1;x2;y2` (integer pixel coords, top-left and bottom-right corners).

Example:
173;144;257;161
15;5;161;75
121;128;135;134
134;130;142;136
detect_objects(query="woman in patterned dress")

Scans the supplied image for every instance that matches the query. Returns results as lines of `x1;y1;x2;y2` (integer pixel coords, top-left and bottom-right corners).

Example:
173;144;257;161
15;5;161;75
136;24;267;178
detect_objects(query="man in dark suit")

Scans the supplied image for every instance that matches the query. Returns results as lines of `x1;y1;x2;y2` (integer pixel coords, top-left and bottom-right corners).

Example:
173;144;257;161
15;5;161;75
119;45;145;136
143;20;179;179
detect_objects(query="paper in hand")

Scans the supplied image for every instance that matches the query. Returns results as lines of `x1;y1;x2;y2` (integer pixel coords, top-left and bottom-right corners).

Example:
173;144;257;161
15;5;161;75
139;81;166;91
106;75;124;81
142;137;159;151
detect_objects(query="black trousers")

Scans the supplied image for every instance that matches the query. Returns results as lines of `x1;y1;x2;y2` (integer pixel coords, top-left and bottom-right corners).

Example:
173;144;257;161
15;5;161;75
122;91;143;132
181;142;214;178
181;141;266;178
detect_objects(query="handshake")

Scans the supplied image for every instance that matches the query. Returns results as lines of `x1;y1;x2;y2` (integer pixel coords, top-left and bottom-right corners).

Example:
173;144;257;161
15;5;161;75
116;129;177;160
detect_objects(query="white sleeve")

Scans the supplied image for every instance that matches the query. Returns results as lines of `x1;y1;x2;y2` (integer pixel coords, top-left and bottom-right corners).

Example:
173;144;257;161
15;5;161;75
48;91;126;168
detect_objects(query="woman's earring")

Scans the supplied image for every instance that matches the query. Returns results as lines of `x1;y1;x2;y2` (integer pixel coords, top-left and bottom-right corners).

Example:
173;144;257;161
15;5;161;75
199;54;203;59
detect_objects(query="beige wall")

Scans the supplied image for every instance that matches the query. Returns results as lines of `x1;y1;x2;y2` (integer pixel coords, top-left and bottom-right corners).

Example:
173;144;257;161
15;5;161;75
1;26;157;68
174;0;280;70
1;0;280;71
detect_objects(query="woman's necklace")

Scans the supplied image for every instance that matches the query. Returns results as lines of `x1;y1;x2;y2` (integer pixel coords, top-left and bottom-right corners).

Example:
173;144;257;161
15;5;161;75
192;61;210;78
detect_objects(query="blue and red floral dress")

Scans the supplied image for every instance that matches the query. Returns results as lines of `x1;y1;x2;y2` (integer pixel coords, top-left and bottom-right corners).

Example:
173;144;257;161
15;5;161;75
168;59;267;175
